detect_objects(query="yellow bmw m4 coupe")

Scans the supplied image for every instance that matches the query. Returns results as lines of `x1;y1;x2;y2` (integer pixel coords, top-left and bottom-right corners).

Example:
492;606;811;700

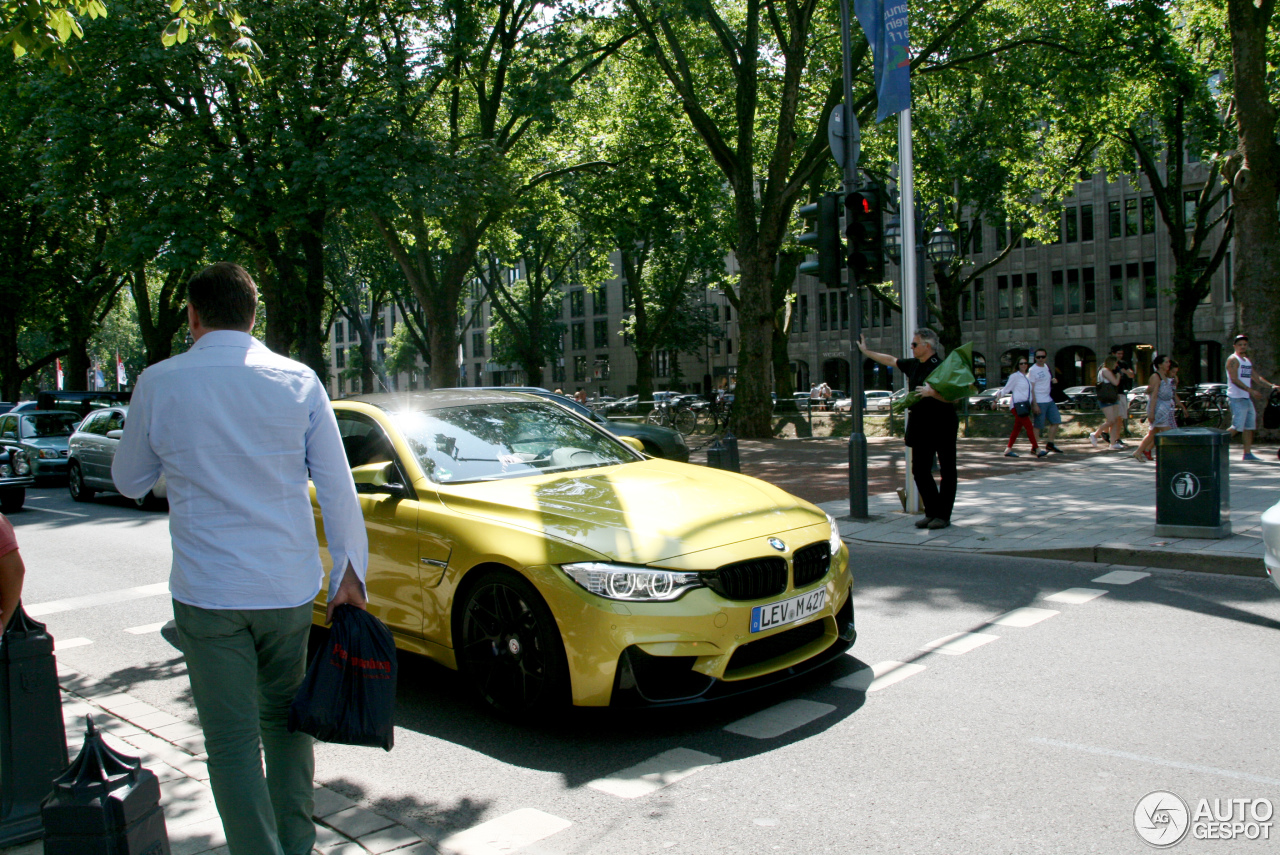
311;390;855;715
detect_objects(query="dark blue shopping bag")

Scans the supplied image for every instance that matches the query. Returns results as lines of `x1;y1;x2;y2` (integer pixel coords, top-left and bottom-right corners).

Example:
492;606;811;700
288;605;397;751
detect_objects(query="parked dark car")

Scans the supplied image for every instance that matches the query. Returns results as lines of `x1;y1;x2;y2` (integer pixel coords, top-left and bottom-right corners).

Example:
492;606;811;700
1061;386;1100;411
67;405;168;509
0;446;33;512
0;410;79;479
37;390;131;420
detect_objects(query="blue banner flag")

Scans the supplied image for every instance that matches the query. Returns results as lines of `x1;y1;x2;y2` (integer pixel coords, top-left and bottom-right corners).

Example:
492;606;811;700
853;0;911;121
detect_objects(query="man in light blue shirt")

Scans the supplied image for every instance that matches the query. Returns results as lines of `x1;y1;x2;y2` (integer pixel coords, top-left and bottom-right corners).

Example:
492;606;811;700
114;262;369;855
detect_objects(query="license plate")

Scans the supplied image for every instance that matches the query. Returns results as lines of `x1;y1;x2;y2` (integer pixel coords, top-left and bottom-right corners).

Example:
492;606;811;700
750;588;827;633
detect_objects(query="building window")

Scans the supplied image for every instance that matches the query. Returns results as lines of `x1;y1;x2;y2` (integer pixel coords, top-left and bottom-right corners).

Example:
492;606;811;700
1110;264;1124;310
1141;196;1156;234
1067;268;1081;313
1108;201;1122;239
571;323;585;350
819;294;828;331
472;331;484;358
1052;270;1065;315
1080;204;1094;241
593;319;609;349
1083;268;1096;313
726;338;733;354
654;351;670;378
837;292;848;329
552;357;566;384
798;294;808;332
996;219;1007;251
408;371;418;391
593;285;607;315
335;347;345;368
574;355;588;381
971;218;983;254
1224;251;1233;302
961;290;972;321
594;354;610;380
713;339;721;354
1126;261;1141;309
1065;207;1079;243
376;314;385;338
997;275;1010;319
1125;199;1138;237
725;304;732;322
378;342;386;361
1012;274;1025;316
1027;272;1039;314
334;320;344;343
1184;190;1198;228
622;283;633;310
1143;260;1158;308
570;290;585;318
974;279;986;320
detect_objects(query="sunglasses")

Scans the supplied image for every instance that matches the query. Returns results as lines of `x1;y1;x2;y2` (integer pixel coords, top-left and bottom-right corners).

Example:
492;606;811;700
1018;361;1029;366
1035;355;1046;359
910;342;922;348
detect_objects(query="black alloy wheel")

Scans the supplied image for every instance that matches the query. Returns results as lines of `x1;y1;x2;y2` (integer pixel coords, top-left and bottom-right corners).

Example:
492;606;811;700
457;570;568;716
68;462;95;502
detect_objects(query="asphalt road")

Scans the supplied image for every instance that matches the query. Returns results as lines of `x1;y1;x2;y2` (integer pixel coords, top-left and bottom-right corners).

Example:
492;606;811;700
8;482;1280;854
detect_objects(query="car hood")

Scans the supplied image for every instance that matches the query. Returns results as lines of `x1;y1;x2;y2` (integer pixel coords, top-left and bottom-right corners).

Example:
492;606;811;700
23;437;68;450
436;458;825;564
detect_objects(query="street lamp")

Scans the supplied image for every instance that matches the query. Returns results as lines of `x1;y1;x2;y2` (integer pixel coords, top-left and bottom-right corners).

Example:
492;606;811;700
925;225;957;265
884;218;902;265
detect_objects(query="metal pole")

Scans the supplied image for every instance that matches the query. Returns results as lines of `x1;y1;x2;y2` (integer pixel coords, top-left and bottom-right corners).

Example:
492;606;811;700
897;107;922;514
839;0;869;519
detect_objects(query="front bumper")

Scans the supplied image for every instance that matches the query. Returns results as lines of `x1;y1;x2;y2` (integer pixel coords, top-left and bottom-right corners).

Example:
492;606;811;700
531;537;855;706
32;456;68;477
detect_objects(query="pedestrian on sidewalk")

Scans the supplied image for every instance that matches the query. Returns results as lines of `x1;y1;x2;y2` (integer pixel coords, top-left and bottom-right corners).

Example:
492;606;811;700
1090;355;1125;451
1092;345;1134;447
1225;334;1275;461
999;357;1042;458
1134;355;1185;463
0;512;26;630
858;330;958;530
113;263;370;855
1028;349;1063;453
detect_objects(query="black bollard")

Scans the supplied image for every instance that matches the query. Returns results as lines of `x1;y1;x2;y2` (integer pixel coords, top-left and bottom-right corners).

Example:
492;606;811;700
0;603;68;846
42;715;170;855
722;430;740;473
705;438;730;470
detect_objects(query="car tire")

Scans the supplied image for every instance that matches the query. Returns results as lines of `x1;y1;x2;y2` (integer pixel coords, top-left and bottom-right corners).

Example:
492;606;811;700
0;488;23;514
456;568;569;717
134;491;164;511
68;462;95;503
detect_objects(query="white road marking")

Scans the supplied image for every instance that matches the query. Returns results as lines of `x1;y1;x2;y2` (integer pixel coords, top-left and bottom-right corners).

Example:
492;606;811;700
19;506;88;518
438;808;572;855
1092;570;1150;585
54;637;93;650
124;621;171;635
989;607;1059;628
920;632;999;656
1044;587;1109;604
723;698;836;739
586;747;720;798
27;583;170;617
832;661;927;692
1028;738;1280;786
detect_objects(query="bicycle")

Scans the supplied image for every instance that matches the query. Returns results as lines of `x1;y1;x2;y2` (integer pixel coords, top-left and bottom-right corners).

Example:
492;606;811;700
697;395;733;433
646;399;698;435
1177;387;1229;429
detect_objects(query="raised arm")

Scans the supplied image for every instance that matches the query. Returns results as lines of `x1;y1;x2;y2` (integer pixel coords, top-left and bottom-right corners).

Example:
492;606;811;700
857;334;898;368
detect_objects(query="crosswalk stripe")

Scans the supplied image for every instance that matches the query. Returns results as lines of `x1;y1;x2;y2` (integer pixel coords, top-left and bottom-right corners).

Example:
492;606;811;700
1092;570;1150;585
1044;587;1108;604
27;583;170;617
724;698;835;739
832;660;926;692
438;808;572;855
124;621;171;635
988;607;1059;628
54;637;93;650
586;747;720;799
920;631;999;656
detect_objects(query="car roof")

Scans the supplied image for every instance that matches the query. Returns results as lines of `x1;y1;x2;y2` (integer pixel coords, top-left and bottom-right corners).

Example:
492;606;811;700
342;389;547;411
16;410;82;417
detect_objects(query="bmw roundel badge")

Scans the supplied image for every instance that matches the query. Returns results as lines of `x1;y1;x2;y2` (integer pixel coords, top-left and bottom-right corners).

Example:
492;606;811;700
768;537;786;552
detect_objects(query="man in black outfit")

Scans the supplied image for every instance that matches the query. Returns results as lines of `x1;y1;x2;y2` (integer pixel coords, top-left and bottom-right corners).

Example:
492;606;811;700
858;329;958;530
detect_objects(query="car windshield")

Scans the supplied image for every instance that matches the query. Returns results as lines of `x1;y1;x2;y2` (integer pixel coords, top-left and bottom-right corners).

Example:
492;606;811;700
389;402;636;484
22;413;79;438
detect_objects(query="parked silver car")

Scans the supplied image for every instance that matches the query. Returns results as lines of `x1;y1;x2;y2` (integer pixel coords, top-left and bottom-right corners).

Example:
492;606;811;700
67;405;167;509
0;410;79;478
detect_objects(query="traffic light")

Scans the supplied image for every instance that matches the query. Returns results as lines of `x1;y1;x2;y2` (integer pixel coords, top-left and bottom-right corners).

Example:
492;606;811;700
845;182;885;284
798;193;843;287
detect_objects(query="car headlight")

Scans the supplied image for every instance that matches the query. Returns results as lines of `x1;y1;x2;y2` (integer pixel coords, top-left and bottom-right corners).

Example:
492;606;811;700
827;514;844;557
562;562;704;602
39;449;60;459
0;464;9;477
12;451;28;475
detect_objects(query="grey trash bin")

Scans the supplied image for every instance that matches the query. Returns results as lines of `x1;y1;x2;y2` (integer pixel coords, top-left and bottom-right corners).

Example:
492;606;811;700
1154;427;1230;538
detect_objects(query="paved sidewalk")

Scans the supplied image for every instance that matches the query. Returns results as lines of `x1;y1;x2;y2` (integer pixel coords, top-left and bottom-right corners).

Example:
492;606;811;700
821;449;1280;576
2;663;437;855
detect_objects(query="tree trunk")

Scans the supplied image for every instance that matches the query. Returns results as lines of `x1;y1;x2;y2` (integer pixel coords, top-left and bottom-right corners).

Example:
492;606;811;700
1227;0;1280;381
1171;280;1200;385
131;267;188;366
734;249;775;437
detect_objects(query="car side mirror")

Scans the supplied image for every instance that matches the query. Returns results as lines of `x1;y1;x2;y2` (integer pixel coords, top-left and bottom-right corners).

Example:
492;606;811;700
352;461;408;498
1;432;14;440
106;430;124;440
617;436;645;454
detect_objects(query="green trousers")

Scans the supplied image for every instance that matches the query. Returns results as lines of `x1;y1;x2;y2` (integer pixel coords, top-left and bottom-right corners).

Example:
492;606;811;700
173;600;316;855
